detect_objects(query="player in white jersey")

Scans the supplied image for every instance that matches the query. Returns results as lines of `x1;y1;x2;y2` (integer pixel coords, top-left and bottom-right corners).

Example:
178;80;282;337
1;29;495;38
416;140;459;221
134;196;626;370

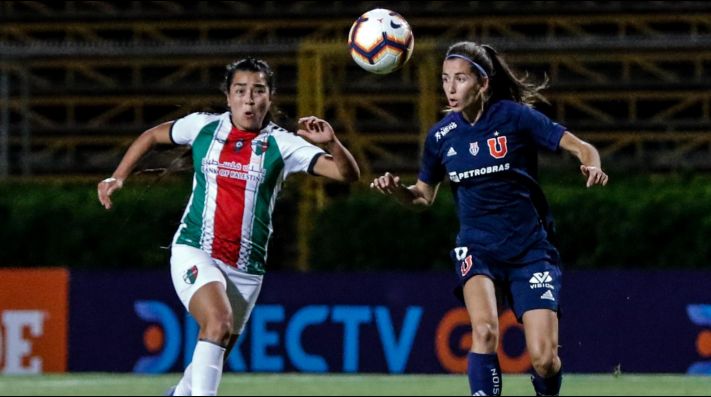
98;58;360;396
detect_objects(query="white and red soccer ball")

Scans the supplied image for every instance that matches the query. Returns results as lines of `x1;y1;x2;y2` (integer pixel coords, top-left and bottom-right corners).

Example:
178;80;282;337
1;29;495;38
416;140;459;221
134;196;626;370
348;8;414;75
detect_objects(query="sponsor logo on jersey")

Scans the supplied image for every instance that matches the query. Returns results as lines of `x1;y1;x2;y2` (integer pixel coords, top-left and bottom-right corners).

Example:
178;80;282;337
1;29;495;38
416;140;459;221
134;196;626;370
469;142;480;157
447;147;458;157
435;122;458;141
183;266;199;285
449;163;511;183
529;271;555;290
202;159;266;183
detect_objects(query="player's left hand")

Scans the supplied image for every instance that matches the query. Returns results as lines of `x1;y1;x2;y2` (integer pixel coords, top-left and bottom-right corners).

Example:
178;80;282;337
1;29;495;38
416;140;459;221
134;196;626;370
580;165;609;188
297;116;336;145
97;177;124;210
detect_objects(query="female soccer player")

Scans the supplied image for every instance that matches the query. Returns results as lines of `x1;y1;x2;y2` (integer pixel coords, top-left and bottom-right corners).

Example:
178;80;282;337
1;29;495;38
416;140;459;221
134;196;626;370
98;58;360;396
371;42;608;396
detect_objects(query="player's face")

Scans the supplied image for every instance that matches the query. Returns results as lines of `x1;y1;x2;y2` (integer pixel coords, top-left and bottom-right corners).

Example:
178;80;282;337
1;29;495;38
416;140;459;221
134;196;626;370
226;71;272;132
442;58;485;113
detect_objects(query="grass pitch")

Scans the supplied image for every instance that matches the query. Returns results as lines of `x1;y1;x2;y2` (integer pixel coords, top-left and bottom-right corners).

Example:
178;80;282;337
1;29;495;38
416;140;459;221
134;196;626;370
0;373;709;396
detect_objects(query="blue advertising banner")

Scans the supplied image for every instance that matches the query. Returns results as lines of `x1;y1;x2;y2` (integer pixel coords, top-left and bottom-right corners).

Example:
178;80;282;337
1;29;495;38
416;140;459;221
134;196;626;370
69;270;711;374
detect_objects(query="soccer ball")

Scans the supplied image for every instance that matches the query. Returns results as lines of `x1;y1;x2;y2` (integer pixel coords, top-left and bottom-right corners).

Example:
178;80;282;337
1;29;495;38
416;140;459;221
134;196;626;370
348;8;414;75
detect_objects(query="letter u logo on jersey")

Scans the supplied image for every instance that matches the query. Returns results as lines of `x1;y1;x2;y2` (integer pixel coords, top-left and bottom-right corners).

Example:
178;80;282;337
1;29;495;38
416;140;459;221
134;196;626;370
461;255;474;277
487;136;508;159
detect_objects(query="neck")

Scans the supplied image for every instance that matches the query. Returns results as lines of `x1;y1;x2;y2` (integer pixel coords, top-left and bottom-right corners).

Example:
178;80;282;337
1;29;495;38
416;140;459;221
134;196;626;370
230;119;266;134
461;99;485;126
460;87;489;125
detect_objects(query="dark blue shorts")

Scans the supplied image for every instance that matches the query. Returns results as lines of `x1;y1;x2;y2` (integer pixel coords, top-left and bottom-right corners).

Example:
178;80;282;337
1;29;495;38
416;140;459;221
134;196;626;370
451;246;562;322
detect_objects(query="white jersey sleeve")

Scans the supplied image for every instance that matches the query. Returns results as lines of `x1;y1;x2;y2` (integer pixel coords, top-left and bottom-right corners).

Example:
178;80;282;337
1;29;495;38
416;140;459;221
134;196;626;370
271;126;326;178
170;113;222;146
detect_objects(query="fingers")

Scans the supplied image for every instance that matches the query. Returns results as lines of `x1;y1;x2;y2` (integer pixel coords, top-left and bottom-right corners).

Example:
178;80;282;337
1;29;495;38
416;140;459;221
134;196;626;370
298;116;317;125
97;178;123;210
581;166;609;188
298;116;324;133
98;185;112;210
369;172;400;195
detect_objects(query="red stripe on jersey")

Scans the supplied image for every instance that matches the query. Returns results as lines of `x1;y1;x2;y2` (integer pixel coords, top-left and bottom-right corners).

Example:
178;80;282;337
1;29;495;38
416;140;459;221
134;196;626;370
211;127;256;266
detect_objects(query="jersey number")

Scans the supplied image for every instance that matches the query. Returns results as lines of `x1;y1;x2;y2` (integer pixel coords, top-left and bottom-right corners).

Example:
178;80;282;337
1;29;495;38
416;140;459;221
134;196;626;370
487;136;508;159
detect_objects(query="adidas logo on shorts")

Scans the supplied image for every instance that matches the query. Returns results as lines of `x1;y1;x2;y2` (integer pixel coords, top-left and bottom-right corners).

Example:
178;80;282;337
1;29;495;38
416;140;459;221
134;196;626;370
540;290;555;301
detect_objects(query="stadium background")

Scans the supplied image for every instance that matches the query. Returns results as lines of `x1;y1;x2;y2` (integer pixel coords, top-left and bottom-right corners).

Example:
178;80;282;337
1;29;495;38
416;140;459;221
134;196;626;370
1;0;711;385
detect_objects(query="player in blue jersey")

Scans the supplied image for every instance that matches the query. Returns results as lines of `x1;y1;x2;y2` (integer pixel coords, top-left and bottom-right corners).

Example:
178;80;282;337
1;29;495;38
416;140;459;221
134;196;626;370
371;42;608;396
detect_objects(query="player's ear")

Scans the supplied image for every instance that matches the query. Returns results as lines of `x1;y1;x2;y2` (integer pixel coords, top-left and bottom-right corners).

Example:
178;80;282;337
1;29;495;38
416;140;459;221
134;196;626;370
480;77;490;93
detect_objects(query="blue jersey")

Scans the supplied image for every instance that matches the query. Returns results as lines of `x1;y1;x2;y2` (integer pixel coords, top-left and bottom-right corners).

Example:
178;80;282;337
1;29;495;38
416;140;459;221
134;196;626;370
419;100;566;265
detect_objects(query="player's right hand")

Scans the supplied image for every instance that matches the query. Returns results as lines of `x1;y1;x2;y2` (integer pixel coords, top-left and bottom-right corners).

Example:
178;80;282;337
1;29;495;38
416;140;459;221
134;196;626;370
98;177;124;210
370;172;401;195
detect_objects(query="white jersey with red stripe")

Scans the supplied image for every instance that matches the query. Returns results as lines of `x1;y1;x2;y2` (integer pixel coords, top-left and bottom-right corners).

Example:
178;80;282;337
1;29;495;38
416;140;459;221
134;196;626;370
169;112;325;275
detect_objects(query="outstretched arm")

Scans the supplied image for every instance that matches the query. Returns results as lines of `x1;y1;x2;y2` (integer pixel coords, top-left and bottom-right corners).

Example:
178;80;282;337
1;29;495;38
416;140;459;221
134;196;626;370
559;131;609;188
371;173;440;211
297;116;360;183
97;122;174;209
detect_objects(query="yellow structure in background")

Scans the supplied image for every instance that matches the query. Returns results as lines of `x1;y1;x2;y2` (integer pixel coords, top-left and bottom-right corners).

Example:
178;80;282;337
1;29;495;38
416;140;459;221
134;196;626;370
294;40;440;269
2;3;711;268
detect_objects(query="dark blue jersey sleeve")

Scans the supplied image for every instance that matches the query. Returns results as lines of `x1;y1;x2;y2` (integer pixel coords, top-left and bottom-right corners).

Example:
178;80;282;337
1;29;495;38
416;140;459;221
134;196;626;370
517;105;566;152
418;131;445;185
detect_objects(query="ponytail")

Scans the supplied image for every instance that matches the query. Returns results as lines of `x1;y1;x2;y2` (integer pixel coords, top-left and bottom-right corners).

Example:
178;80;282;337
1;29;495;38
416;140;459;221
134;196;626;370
446;42;549;106
482;44;549;106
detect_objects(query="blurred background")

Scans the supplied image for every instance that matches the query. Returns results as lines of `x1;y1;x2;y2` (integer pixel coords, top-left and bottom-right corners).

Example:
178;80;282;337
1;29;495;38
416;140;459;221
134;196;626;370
1;0;710;380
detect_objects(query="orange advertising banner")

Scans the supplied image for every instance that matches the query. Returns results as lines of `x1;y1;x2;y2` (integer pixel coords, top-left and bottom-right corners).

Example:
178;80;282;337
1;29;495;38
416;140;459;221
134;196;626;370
0;268;69;373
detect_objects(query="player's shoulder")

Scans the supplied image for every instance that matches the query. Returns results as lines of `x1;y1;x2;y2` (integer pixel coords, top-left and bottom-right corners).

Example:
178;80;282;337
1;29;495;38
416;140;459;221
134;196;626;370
427;112;461;143
489;99;528;115
263;122;309;149
176;111;227;127
264;122;299;143
264;122;292;136
486;100;538;126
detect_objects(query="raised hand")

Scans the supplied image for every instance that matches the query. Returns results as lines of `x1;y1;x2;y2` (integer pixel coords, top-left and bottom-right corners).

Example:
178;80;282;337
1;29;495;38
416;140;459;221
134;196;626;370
297;116;336;145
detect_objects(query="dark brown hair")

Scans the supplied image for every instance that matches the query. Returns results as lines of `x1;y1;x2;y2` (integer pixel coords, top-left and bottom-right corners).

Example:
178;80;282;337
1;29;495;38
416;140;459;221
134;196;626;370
445;41;549;106
222;57;276;95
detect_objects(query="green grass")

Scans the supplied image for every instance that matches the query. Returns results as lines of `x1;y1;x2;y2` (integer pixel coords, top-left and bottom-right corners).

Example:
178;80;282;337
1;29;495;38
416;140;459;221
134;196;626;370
0;374;709;396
